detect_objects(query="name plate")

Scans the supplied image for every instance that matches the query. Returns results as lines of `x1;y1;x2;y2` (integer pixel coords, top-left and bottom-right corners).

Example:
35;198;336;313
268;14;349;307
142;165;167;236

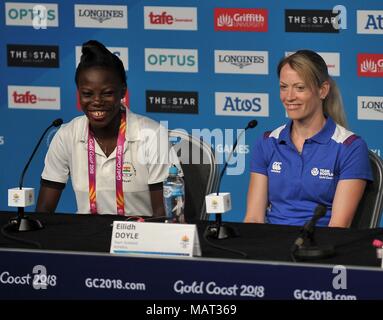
110;221;201;257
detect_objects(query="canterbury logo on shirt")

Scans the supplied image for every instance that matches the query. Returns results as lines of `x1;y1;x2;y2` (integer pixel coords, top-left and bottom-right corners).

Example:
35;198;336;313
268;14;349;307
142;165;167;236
311;167;334;180
271;161;282;173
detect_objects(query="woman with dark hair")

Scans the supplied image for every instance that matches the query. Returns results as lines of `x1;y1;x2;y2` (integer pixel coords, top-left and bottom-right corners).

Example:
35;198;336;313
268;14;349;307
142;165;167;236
36;40;179;217
244;50;372;227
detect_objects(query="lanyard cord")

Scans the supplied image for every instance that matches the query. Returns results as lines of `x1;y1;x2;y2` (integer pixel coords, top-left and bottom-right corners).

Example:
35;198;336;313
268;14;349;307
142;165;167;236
87;112;126;215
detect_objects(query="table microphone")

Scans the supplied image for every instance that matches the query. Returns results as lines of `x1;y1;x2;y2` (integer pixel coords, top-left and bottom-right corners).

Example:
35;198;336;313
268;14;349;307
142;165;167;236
291;204;335;260
216;119;258;196
205;119;258;240
6;118;63;232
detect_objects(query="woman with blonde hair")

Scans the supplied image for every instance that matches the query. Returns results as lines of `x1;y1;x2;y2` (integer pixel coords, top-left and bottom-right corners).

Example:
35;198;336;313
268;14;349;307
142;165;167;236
244;50;372;227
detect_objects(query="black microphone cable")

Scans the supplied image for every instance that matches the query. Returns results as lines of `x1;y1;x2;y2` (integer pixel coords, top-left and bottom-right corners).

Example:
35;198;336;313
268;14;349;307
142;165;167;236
202;231;248;258
1;224;42;249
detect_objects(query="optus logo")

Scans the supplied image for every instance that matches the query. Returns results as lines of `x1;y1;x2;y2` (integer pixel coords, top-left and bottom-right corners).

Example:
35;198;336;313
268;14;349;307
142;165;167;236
145;48;198;73
5;3;58;27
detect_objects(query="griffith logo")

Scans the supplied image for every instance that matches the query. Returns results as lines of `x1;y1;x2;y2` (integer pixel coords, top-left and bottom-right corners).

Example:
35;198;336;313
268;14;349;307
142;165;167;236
357;54;383;77
214;8;268;32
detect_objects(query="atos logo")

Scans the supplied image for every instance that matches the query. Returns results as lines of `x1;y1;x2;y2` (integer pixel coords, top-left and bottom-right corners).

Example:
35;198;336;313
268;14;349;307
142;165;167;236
215;92;269;117
224;97;261;112
271;162;282;173
357;11;383;34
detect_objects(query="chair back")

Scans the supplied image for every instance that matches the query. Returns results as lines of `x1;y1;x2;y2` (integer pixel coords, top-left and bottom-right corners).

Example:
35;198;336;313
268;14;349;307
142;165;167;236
168;130;219;222
351;151;383;229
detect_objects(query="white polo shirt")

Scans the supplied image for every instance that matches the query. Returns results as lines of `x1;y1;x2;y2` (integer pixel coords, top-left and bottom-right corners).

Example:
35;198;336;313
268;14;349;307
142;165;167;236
41;110;180;216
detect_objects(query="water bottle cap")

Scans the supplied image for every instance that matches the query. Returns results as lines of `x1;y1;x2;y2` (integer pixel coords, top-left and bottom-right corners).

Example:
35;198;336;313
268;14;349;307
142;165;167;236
169;165;178;175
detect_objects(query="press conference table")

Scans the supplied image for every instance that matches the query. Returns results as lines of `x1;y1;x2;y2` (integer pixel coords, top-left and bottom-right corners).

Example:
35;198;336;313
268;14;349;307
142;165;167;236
0;211;382;300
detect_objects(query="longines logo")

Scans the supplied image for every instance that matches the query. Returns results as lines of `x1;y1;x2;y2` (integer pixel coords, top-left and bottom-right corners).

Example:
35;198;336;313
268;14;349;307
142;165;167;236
7;44;59;68
75;4;128;29
285;9;340;33
358;96;383;120
146;91;198;114
214;50;268;74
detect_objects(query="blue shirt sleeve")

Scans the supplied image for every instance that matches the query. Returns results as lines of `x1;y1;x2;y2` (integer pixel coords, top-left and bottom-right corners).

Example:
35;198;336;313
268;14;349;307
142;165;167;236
339;137;373;181
250;133;270;176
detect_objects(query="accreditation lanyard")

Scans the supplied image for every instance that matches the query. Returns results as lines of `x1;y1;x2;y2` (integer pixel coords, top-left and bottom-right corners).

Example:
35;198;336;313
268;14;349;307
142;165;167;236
87;112;126;215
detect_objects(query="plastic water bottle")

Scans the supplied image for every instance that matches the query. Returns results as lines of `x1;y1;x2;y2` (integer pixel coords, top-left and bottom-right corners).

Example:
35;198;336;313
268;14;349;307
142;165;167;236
163;165;185;223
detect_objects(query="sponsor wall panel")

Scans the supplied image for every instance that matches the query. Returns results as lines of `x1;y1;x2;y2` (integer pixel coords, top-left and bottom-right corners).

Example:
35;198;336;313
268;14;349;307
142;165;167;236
144;6;197;31
1;0;383;226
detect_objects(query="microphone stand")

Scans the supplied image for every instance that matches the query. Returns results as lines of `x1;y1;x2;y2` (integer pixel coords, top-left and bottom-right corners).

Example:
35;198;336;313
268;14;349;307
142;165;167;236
291;226;335;261
205;120;257;240
204;213;238;239
6;119;63;232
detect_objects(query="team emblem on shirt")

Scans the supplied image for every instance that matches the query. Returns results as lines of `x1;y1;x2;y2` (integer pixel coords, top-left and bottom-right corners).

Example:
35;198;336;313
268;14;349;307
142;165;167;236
122;162;136;182
311;168;319;176
271;161;282;173
311;167;334;180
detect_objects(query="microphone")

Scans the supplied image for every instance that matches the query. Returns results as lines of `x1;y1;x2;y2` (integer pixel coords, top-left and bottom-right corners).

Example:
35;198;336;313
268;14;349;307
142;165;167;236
291;204;335;261
205;119;258;240
216;119;258;196
293;204;327;248
7;118;63;232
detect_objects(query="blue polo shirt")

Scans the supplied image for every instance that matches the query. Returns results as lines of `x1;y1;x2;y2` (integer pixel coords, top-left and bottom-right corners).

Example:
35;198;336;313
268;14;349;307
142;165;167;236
250;117;373;226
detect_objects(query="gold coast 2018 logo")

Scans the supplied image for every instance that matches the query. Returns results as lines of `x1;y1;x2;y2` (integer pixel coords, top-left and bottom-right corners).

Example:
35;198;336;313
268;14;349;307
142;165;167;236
122;162;136;182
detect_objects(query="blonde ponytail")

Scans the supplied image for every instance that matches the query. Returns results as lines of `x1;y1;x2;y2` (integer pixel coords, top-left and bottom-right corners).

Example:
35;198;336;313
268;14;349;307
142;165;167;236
323;77;347;128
